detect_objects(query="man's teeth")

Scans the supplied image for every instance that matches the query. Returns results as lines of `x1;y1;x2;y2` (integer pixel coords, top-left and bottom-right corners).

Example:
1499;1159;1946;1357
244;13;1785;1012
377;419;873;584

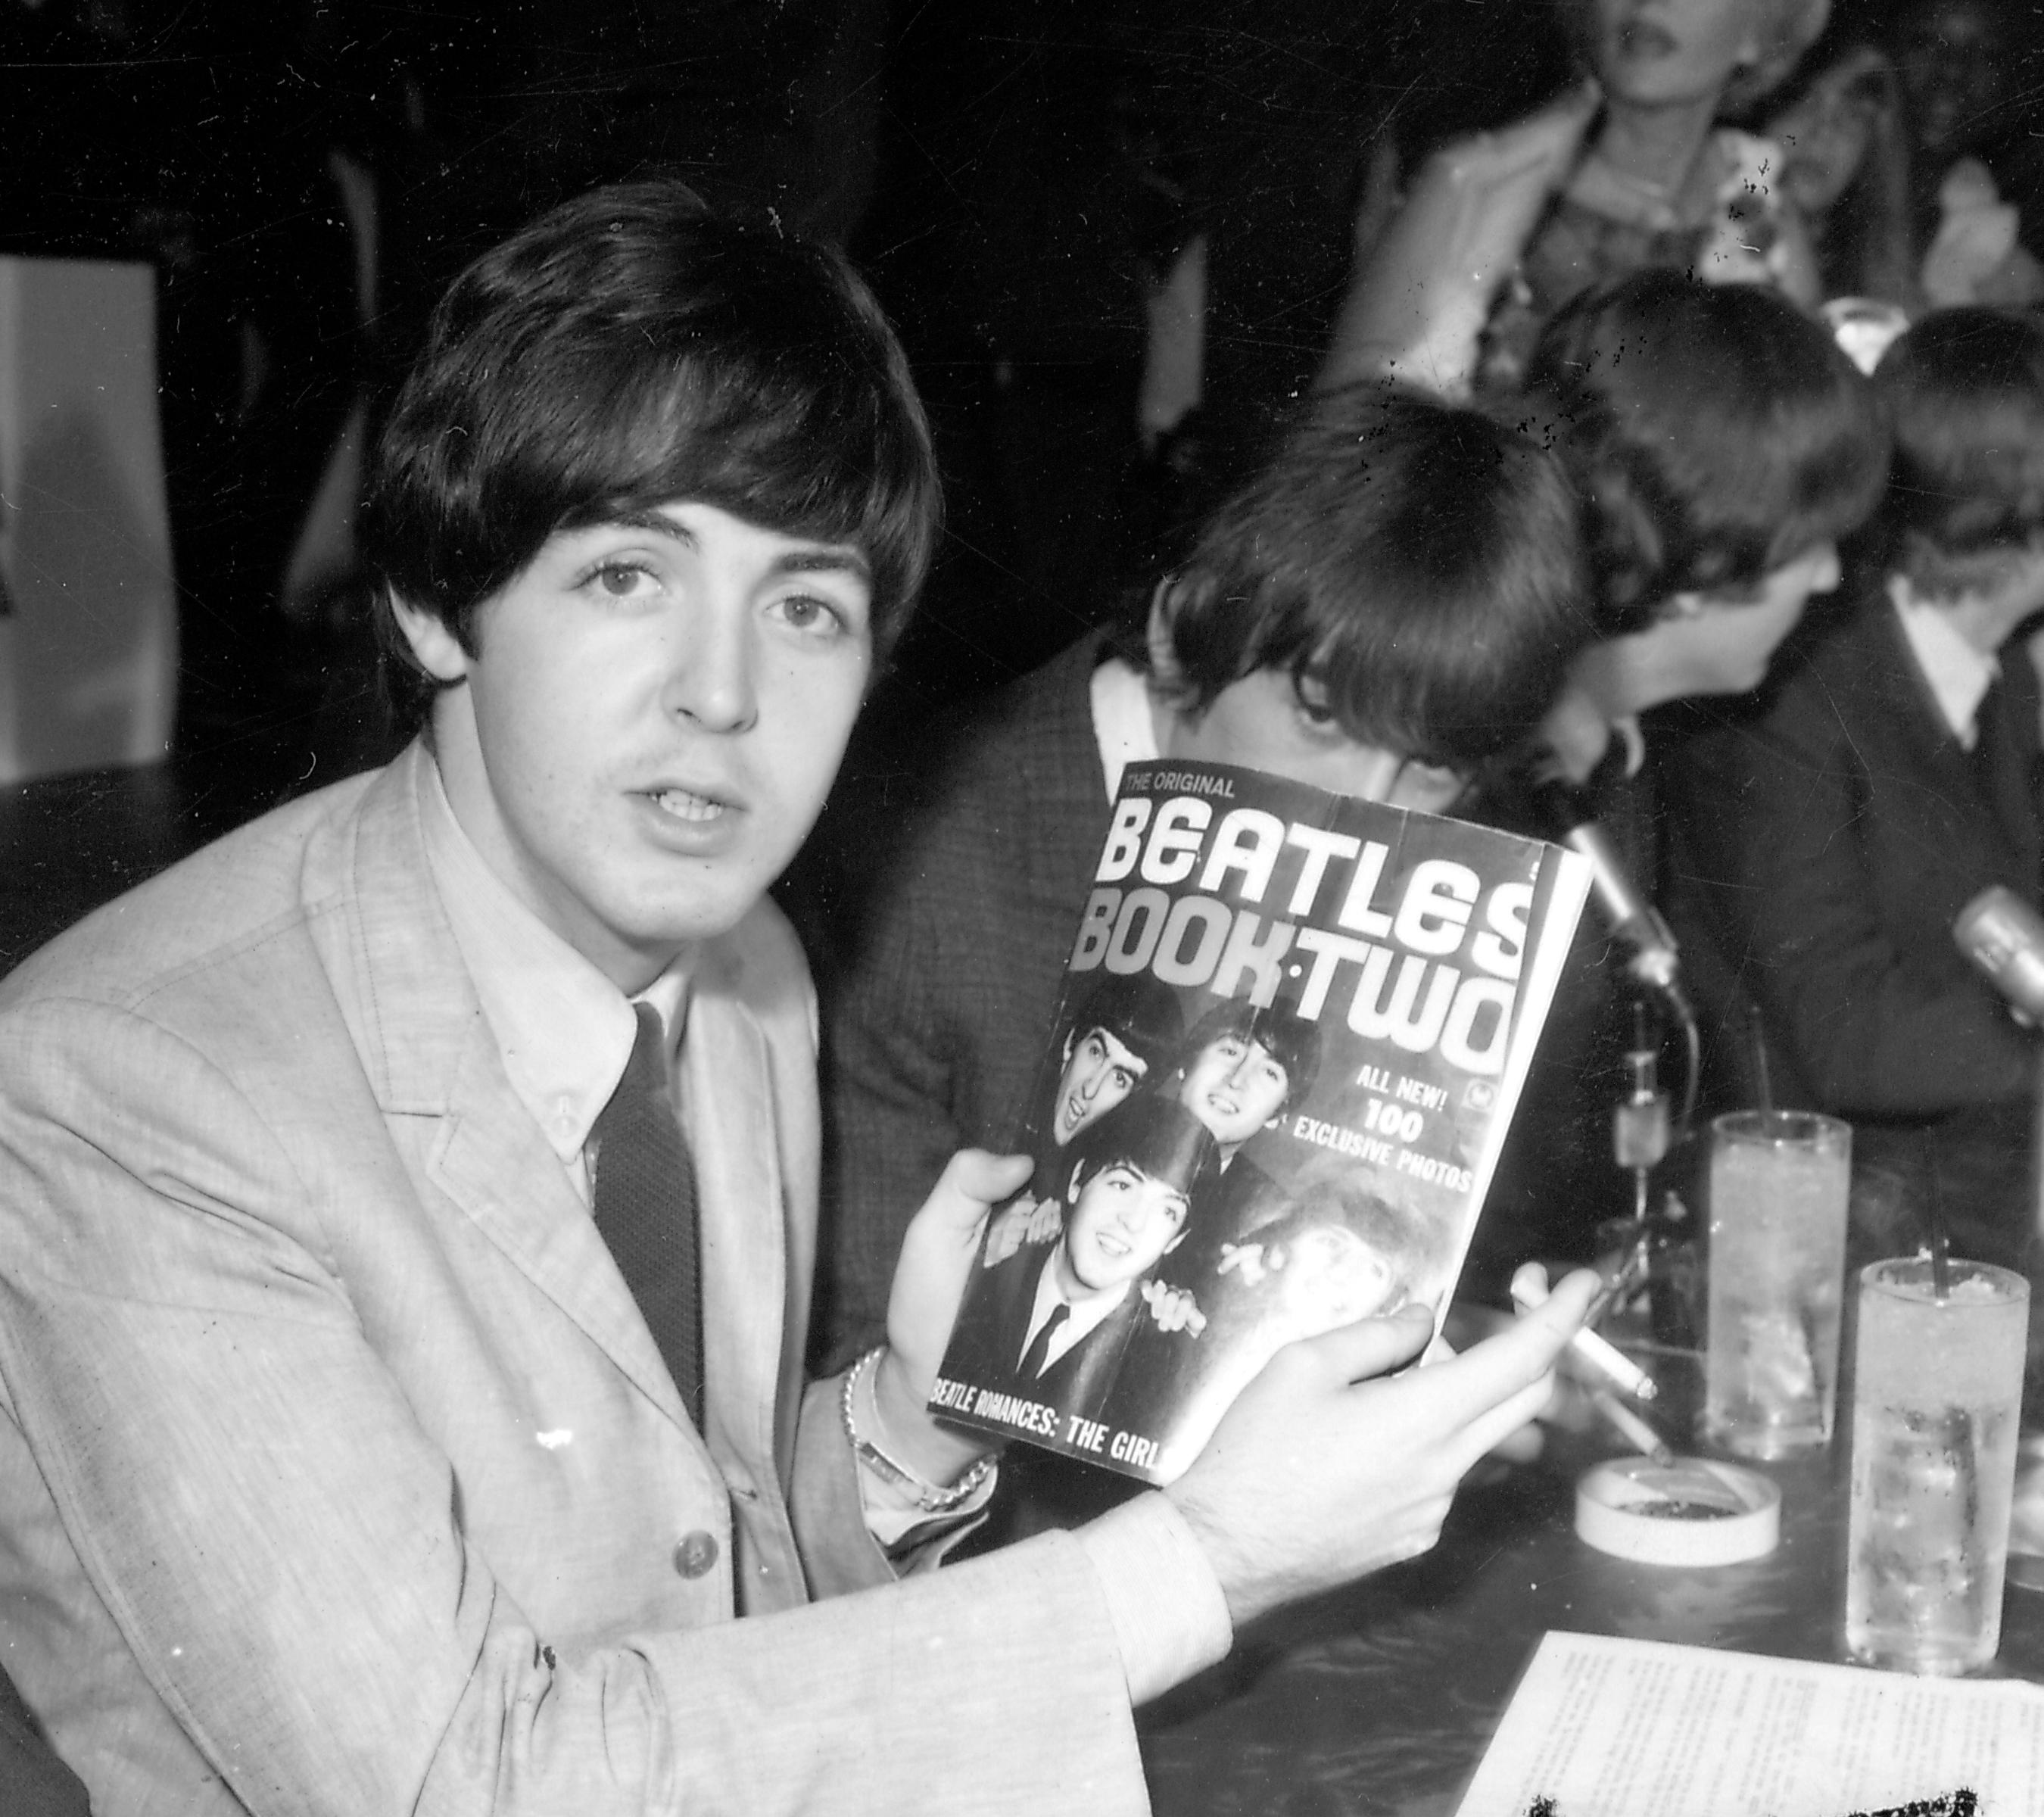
653;790;721;821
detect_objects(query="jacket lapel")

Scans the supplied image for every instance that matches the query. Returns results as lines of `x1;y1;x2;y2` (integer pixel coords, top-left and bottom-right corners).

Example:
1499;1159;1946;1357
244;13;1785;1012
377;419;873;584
1862;601;2031;884
333;746;695;1435
678;949;788;1487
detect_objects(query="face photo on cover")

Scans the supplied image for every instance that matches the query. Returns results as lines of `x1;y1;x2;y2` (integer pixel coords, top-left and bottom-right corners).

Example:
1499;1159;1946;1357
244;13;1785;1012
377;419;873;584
1248;1220;1401;1342
1055;1159;1192;1297
1176;1030;1291;1151
1042;972;1185;1151
1164;998;1323;1165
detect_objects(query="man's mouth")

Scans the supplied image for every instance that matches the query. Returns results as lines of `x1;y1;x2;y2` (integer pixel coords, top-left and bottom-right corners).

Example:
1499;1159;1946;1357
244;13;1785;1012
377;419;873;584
1617;20;1678;56
650;787;727;823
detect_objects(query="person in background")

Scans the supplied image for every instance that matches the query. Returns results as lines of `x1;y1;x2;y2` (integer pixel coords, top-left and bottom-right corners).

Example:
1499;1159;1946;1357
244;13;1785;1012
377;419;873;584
1666;307;2044;1274
821;382;1594;1371
1763;27;1922;310
1462;270;1889;1283
0;177;1598;1817
1319;0;1830;400
1891;0;2044;306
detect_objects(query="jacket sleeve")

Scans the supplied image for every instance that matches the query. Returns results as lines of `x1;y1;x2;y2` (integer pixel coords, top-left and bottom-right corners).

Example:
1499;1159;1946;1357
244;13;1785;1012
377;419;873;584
0;1001;1150;1817
1672;708;2036;1117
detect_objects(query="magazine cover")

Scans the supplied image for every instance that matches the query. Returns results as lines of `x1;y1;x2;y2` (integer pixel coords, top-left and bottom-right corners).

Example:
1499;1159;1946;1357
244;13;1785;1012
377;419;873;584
930;759;1593;1486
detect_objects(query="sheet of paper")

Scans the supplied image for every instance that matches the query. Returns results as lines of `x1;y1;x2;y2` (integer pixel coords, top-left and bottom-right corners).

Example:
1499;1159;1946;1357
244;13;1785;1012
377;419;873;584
1455;1630;2044;1817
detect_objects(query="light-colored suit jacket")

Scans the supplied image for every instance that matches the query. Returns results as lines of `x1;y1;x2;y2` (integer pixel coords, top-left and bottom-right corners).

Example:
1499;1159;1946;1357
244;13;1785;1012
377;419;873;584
0;745;1147;1817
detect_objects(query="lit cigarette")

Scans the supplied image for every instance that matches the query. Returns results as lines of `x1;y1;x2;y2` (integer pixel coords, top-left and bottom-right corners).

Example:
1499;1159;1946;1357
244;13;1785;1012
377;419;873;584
1590;1388;1676;1466
1510;1275;1660;1403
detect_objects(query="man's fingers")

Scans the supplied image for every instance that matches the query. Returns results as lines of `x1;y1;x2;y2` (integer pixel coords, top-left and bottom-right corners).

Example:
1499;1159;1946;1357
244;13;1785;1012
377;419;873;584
1454;1371;1560;1473
924;1149;1033;1230
1449;1267;1601;1402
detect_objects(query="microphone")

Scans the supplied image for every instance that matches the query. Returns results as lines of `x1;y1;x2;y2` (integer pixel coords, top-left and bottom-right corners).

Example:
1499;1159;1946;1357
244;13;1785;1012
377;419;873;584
1531;779;1687;1002
1954;885;2044;1021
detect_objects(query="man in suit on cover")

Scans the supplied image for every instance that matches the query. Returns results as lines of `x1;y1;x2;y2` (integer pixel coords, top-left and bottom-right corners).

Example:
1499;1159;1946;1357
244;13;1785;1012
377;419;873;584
0;179;1597;1816
945;1096;1217;1417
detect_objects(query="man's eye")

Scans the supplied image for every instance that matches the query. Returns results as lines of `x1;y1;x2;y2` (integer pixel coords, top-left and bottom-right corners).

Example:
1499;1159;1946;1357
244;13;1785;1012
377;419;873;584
1295;682;1338;728
588;561;658;599
775;593;847;635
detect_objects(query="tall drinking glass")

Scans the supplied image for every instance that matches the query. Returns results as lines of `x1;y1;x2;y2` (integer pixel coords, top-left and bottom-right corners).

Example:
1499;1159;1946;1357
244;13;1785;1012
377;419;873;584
1704;1110;1851;1458
1846;1258;2029;1675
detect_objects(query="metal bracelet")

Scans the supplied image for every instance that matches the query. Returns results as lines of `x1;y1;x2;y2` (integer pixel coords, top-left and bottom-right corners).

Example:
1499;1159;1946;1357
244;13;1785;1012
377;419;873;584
842;1345;994;1514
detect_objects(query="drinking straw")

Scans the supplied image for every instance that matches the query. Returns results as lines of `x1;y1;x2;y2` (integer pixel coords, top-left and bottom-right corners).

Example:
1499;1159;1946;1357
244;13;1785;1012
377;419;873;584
1927;1164;1952;1301
1745;1002;1772;1115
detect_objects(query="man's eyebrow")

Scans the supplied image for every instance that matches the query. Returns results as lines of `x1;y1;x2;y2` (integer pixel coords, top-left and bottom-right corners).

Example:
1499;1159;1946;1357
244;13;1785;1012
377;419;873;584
594;512;871;581
774;547;872;583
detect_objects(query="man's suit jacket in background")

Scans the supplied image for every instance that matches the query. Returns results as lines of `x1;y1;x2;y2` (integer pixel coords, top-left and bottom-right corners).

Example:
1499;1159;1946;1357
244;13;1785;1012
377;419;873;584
1665;584;2042;1266
0;743;1151;1817
824;631;1114;1367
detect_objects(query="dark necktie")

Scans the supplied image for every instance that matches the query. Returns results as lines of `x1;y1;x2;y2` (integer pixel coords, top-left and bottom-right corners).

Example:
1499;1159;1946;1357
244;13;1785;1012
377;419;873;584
590;1002;703;1431
1017;1301;1071;1381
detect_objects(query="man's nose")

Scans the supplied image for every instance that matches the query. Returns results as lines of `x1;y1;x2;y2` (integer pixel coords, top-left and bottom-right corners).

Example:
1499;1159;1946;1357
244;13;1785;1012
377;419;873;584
662;597;759;733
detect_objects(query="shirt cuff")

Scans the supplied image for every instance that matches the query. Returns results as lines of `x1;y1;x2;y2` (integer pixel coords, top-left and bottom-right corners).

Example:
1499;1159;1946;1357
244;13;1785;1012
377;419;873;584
857;1454;998;1551
850;1356;999;1551
1077;1491;1233;1706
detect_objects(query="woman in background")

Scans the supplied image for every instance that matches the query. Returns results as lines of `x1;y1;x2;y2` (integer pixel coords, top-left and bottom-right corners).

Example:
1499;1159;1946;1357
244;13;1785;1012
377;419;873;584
1765;31;1921;310
1321;0;1829;398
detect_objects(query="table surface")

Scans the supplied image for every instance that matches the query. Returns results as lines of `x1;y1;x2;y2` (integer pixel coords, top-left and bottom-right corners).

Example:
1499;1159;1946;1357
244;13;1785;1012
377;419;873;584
1134;1347;2044;1817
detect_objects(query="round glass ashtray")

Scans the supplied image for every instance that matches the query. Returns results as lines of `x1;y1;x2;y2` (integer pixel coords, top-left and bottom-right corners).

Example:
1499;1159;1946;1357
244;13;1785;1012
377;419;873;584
1575;1456;1781;1566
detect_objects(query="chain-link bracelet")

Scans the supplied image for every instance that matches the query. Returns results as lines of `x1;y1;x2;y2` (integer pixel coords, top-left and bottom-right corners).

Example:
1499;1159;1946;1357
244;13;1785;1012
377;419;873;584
842;1345;996;1514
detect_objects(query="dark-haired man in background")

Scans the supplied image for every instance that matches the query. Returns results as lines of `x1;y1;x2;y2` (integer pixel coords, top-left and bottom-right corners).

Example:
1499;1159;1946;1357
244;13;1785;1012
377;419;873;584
1670;306;2044;1270
822;381;1596;1368
0;182;1595;1815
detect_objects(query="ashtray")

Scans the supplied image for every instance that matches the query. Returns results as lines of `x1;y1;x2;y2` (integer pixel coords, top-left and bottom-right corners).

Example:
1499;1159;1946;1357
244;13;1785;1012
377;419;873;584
1575;1455;1781;1566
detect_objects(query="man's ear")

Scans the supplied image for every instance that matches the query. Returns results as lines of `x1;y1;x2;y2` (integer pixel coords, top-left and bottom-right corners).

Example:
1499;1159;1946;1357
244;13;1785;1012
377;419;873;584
388;591;473;684
1145;576;1186;690
1065;1157;1087;1206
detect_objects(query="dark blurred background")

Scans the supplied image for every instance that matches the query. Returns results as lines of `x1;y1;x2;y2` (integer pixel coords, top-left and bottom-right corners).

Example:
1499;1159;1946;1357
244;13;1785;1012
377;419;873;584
2;0;2039;956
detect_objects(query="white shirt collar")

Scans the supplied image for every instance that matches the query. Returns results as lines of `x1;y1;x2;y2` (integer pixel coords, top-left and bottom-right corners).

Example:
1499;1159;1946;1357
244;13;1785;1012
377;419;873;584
1890;578;2000;749
1089;656;1161;801
1020;1245;1130;1374
418;754;690;1187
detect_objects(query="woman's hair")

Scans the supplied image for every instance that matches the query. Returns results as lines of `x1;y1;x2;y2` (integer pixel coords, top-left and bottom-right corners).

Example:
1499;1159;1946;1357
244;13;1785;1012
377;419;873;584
362;179;939;732
1123;383;1592;772
1551;0;1831;114
1767;36;1919;307
1526;270;1888;633
1877;306;2044;597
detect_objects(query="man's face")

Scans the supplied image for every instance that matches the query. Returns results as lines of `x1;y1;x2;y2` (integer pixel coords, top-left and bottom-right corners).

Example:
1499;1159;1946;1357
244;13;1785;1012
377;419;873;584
1057;1162;1189;1296
1671;541;1840;697
1272;1225;1397;1335
1176;1030;1291;1152
397;501;873;990
1169;669;1465;813
1589;0;1758;110
1052;1027;1149;1146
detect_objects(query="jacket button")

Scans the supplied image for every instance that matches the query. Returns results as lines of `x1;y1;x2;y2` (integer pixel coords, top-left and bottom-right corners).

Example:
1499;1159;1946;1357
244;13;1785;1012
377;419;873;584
673;1531;720;1579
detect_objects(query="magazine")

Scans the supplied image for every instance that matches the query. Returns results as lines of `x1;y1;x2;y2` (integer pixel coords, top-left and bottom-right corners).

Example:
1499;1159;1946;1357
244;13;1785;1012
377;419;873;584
930;759;1593;1486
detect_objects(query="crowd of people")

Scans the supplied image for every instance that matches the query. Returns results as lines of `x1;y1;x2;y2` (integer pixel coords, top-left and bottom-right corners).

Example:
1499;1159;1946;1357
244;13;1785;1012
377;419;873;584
6;1;2044;1812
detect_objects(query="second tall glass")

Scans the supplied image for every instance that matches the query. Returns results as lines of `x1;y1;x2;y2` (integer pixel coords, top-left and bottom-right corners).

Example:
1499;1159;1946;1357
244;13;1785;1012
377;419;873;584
1704;1109;1852;1459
